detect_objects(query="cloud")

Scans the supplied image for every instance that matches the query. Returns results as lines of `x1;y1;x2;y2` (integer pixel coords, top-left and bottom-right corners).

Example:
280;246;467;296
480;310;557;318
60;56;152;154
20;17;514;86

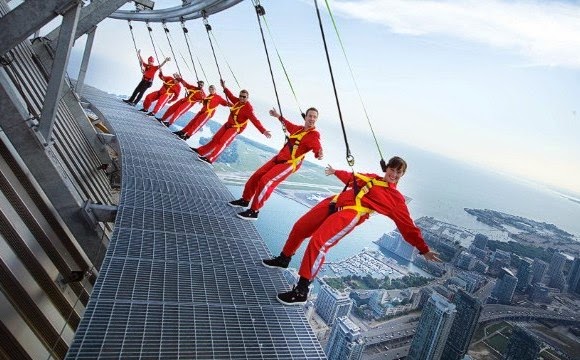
330;0;580;68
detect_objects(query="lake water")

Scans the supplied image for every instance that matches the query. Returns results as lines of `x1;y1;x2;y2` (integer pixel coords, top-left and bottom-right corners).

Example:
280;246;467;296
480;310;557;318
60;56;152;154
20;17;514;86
225;149;580;270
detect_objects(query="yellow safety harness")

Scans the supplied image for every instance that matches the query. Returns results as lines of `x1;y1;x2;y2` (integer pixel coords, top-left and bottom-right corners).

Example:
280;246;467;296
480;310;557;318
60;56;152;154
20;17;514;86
162;78;178;95
202;95;219;116
331;173;389;216
285;127;313;172
229;102;248;132
186;87;201;102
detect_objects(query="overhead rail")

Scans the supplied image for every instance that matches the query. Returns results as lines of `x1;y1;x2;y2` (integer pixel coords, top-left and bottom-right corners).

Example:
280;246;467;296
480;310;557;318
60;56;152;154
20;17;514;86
109;0;245;22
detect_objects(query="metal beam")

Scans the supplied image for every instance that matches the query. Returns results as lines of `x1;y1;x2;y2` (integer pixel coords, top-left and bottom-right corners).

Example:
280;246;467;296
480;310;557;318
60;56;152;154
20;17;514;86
46;0;128;43
75;26;97;95
108;0;244;22
0;0;77;57
38;0;82;141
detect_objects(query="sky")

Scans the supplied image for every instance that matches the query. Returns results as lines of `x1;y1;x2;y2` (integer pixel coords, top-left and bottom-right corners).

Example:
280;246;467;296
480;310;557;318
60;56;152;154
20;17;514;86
55;0;580;195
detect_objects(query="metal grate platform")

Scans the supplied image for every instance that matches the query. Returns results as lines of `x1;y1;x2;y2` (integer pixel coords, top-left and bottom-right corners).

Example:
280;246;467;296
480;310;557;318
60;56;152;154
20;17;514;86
66;88;326;359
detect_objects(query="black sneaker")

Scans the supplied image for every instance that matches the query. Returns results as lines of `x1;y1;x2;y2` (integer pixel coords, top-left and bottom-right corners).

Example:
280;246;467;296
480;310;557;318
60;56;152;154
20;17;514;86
162;121;170;127
139;108;148;112
147;112;156;116
277;286;308;306
228;198;250;208
190;147;199;154
182;134;190;140
155;117;164;122
122;99;133;104
237;209;258;221
197;155;212;165
262;253;291;269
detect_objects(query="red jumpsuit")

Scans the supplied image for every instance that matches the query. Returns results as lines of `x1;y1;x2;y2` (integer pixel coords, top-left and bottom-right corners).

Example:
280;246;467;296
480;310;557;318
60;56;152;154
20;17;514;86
241;117;322;212
196;88;267;163
161;80;206;124
281;170;430;281
142;72;181;114
181;93;229;136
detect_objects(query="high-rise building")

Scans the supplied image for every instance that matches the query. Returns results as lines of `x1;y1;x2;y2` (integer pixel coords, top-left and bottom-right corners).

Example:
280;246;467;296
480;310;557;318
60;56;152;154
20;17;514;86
407;293;456;360
375;231;417;261
472;234;488;250
489;250;511;275
471;260;488;274
516;258;533;292
530;259;548;285
568;258;580;295
441;290;482;360
547;252;567;277
468;246;488;262
456;251;476;271
528;283;551;304
489;268;518;305
315;283;353;326
325;316;365;360
503;326;541;360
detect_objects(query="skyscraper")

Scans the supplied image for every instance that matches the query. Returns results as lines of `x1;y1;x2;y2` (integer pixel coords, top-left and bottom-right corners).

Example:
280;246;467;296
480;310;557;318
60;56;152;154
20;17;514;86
472;234;488;250
441;290;482;360
315;283;353;326
530;259;548;285
503;326;541;360
407;293;457;360
516;258;532;292
547;252;567;277
325;316;365;360
568;258;580;295
489;268;518;305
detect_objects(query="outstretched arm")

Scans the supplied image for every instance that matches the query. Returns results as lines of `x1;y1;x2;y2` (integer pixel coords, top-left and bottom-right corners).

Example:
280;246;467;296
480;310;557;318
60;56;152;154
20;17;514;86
159;57;171;68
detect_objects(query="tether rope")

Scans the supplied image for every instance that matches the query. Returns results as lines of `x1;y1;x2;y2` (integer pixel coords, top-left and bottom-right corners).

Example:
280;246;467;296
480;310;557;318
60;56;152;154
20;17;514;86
146;21;161;64
323;0;385;163
127;20;142;71
251;1;288;137
180;20;200;80
314;0;354;167
181;20;210;82
162;22;182;75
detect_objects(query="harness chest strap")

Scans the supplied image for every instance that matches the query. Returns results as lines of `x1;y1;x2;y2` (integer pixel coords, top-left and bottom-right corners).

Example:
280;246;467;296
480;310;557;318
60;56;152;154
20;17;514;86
186;88;201;102
230;102;248;131
331;173;388;215
162;79;177;94
286;128;313;171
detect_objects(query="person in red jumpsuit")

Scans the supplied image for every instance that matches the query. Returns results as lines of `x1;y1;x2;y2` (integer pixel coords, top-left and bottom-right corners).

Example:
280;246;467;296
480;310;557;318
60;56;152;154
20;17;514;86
229;107;323;220
262;156;442;305
193;80;271;164
139;71;181;117
158;78;206;126
123;50;170;106
173;85;229;140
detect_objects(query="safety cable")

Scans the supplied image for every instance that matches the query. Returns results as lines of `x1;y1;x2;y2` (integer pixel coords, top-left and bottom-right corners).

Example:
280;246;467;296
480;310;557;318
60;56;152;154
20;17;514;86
314;0;354;167
251;1;288;137
323;0;385;163
181;20;210;82
180;20;200;80
146;21;161;64
209;30;241;89
127;20;142;71
162;22;182;75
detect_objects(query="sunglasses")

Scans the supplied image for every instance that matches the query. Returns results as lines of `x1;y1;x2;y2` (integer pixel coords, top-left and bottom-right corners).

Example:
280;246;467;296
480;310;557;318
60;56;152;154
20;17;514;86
239;94;247;98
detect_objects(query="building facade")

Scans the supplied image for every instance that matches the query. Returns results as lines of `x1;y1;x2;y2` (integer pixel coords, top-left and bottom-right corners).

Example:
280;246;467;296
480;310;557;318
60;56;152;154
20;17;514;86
325;317;365;360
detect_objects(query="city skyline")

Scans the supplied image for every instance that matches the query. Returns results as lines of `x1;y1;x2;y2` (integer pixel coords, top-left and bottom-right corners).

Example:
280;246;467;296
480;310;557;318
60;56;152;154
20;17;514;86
61;0;580;195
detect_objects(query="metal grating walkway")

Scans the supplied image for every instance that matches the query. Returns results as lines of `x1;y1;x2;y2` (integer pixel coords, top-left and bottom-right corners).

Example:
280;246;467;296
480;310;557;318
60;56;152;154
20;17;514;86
66;88;326;359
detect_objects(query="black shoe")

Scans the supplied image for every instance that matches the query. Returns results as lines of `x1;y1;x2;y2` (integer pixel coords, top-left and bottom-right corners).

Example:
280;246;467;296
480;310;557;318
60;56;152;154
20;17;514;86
122;99;133;104
197;155;212;165
228;198;250;208
139;108;148;112
147;112;156;116
262;253;291;269
277;286;308;306
155;117;164;122
182;134;190;140
237;209;258;221
190;147;199;154
174;130;184;136
162;121;170;127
